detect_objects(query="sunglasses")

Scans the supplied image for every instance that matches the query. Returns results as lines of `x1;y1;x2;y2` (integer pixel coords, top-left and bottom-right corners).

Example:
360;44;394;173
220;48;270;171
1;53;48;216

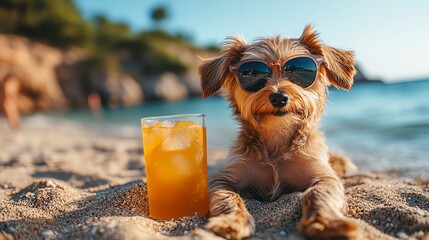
229;54;324;93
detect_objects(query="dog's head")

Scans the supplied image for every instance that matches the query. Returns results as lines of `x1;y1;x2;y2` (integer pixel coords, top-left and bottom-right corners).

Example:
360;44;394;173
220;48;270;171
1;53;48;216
199;25;355;130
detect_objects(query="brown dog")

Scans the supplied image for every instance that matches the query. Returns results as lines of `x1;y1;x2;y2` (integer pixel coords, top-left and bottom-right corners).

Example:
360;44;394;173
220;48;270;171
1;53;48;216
199;25;359;239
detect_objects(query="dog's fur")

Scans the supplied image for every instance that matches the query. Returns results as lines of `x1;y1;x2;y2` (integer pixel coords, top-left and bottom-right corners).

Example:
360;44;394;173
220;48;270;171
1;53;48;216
199;25;359;239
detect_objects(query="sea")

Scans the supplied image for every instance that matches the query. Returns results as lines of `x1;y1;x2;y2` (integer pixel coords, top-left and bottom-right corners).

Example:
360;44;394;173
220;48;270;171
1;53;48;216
44;79;429;174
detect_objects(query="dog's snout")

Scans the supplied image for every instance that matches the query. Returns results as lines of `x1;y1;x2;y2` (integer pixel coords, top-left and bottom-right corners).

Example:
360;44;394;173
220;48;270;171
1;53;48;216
269;93;288;108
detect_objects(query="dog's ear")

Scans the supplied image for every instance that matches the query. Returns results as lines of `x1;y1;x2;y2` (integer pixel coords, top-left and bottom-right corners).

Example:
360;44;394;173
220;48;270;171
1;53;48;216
299;24;323;55
199;37;247;98
320;46;356;90
299;24;356;90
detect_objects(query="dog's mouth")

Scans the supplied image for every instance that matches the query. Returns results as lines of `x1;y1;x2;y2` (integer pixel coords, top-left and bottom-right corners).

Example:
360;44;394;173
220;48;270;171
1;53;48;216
272;110;288;117
257;110;288;117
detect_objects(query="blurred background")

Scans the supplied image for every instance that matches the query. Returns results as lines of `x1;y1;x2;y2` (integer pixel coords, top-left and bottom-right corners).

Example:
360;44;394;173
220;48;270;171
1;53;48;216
0;0;428;173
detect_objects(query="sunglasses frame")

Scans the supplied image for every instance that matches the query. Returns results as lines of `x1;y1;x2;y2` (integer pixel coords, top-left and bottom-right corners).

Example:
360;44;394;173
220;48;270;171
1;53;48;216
229;54;324;93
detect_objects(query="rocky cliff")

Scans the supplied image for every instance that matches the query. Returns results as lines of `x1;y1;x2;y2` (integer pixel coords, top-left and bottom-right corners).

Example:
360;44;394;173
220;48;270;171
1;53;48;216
0;34;217;111
355;64;383;84
0;35;65;112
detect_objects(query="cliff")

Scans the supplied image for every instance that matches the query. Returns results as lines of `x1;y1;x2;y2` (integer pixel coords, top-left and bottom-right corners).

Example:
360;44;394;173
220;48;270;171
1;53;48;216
0;34;216;111
0;35;66;113
354;64;383;84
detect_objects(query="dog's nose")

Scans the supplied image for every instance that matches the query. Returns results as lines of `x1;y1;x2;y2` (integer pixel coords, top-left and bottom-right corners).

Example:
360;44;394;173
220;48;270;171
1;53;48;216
269;93;288;108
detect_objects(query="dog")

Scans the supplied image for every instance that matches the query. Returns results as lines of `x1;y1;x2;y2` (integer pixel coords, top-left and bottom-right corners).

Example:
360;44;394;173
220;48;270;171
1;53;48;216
199;24;359;239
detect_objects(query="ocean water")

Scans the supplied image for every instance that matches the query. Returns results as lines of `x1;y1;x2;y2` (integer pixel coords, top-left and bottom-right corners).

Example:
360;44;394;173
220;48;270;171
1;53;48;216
47;80;429;172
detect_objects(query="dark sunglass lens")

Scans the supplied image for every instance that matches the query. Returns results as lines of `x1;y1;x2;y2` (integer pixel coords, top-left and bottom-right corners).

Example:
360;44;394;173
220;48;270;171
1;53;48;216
237;62;270;92
283;57;317;88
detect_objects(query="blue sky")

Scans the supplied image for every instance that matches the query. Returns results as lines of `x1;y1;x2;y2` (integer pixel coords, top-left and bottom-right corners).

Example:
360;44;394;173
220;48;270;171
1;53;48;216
75;0;429;82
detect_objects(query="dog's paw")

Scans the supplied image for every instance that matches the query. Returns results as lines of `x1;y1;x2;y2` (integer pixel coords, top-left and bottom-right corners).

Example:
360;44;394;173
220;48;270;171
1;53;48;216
206;211;255;239
299;216;359;240
329;154;358;177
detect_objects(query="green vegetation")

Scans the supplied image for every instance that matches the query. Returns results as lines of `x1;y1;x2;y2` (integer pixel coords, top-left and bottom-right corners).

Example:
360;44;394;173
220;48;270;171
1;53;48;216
0;0;92;48
0;0;215;76
92;15;133;53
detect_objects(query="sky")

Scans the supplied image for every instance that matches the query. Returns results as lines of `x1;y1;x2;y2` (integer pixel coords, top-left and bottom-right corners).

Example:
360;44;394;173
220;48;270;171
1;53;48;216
74;0;429;82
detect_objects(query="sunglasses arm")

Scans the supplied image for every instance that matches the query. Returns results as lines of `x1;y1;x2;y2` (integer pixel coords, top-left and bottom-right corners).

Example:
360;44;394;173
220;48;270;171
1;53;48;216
314;56;324;65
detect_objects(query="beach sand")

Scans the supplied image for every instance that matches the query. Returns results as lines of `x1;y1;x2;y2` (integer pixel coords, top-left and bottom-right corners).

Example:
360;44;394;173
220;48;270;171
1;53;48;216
0;122;428;239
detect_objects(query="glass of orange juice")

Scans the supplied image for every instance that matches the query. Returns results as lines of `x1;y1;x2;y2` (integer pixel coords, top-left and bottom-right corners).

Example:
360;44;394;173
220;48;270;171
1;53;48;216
141;114;208;220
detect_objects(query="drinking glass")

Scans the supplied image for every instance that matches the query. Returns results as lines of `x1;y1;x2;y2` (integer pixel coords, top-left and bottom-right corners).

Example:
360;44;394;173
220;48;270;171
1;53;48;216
141;114;208;220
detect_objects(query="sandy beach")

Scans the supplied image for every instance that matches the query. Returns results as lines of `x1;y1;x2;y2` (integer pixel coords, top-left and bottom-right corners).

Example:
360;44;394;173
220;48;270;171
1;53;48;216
0;119;428;240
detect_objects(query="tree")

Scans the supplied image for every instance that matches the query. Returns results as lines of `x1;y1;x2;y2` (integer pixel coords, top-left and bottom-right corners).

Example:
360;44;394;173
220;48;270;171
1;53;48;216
150;6;168;28
0;0;92;49
92;15;132;51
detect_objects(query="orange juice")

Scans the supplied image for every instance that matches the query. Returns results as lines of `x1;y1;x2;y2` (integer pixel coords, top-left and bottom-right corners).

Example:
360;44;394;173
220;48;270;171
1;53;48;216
141;116;208;220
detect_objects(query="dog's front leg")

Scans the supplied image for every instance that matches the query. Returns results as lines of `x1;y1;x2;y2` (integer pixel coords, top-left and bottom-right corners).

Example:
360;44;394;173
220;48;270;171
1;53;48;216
206;160;255;239
297;159;359;239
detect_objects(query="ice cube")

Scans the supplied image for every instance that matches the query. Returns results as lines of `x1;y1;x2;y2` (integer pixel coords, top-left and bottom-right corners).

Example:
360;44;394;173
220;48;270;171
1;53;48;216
171;154;191;176
157;121;202;152
142;120;161;128
161;133;191;151
161;120;175;128
142;122;164;155
160;124;196;151
153;153;191;182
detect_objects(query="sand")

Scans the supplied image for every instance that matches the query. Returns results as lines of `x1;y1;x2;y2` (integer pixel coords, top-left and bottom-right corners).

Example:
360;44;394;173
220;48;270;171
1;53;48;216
0;121;428;240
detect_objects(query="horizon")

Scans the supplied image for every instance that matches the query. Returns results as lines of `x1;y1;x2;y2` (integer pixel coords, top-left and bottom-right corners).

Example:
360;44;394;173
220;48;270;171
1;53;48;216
74;0;429;83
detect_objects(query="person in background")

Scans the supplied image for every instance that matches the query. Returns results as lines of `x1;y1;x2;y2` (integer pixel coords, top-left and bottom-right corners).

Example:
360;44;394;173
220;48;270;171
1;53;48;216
87;91;102;112
0;73;21;130
87;91;104;120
